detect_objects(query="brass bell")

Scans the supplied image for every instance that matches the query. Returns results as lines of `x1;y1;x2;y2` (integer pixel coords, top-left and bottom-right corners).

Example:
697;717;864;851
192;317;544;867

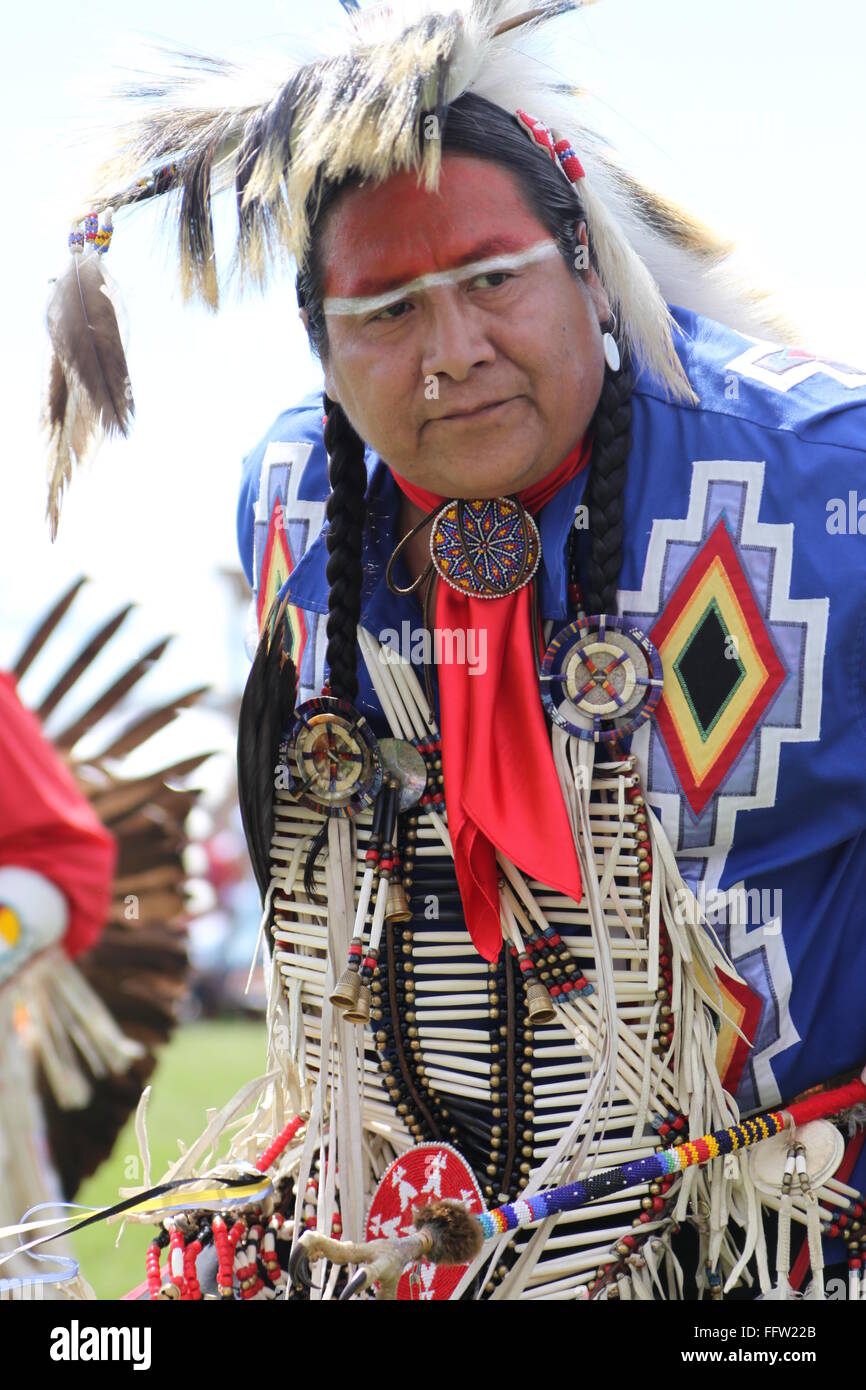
344;982;371;1026
330;966;361;1012
385;879;412;923
525;979;556;1026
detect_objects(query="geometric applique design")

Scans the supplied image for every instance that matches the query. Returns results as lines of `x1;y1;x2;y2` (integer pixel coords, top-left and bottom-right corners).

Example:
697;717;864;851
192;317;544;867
620;460;828;1109
690;956;764;1099
651;518;787;816
673;597;745;740
701;887;798;1114
252;440;328;704
257;496;309;677
724;341;866;394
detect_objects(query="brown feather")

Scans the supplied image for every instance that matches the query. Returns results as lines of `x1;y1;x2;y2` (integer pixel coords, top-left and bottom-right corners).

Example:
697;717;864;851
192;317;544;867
11;576;88;679
35;604;134;720
54;637;172;750
92;686;209;760
44;252;135;536
46;253;133;436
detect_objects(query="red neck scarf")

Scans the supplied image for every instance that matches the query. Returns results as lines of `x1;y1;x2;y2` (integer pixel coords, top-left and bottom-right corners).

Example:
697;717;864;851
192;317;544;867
390;437;591;960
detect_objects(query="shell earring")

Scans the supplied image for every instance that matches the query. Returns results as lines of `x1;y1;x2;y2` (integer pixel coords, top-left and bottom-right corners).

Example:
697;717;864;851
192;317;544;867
601;313;621;373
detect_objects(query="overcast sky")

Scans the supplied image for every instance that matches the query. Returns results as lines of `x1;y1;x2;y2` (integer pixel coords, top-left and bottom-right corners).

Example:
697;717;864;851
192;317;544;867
3;0;864;794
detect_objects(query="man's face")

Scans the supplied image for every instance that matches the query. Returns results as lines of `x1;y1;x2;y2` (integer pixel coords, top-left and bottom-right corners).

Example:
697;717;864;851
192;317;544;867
318;154;610;497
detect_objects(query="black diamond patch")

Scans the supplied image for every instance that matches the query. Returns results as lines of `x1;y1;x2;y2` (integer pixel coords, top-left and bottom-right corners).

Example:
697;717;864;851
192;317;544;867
673;600;745;740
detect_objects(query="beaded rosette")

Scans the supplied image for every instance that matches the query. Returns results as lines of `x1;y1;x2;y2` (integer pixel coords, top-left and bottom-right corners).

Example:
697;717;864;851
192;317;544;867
430;497;541;598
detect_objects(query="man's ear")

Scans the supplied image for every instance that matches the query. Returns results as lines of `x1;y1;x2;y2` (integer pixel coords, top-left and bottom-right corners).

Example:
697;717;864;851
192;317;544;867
574;221;611;325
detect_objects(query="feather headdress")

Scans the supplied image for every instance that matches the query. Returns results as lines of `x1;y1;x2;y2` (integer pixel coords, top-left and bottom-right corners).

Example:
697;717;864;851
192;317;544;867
47;0;792;532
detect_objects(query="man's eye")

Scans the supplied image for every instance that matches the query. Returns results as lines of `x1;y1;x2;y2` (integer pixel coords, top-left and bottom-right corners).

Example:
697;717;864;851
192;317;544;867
371;300;413;323
470;271;512;290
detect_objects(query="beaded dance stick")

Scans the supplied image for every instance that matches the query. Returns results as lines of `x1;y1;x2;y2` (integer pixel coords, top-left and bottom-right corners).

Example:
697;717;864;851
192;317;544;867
477;1076;865;1237
292;1075;866;1298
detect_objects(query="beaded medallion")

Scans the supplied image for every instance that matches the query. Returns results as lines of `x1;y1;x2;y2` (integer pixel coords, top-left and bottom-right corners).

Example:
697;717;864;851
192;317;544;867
429;497;541;598
286;696;382;817
540;614;664;743
365;1143;485;1300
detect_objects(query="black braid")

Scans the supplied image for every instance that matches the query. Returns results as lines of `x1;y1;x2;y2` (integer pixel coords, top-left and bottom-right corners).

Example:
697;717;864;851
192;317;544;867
322;396;367;702
582;353;635;617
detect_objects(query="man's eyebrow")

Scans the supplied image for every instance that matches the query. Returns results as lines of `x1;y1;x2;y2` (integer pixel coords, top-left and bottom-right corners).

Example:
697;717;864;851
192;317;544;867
323;238;558;317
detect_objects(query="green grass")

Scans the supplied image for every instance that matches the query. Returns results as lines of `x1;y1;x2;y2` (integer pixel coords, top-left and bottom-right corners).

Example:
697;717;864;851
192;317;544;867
73;1018;265;1299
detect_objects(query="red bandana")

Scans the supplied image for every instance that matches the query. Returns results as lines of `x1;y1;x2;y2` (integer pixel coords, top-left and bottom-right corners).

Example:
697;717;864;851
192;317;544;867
389;439;591;960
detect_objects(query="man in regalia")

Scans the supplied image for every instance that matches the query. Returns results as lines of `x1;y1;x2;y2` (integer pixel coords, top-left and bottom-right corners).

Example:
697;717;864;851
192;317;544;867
48;1;866;1300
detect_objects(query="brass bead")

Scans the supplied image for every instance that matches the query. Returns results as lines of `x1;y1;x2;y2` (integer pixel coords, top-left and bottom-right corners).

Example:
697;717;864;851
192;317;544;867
519;1162;532;1175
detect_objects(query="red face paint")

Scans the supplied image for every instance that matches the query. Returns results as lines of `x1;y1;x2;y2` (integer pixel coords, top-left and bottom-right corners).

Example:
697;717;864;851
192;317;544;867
322;157;550;300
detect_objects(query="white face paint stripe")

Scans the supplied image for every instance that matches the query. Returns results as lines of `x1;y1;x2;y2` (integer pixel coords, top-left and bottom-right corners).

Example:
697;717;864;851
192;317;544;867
322;238;560;317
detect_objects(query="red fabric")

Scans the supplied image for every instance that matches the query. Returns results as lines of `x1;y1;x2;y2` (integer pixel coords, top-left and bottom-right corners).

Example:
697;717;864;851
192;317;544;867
787;1079;866;1127
0;671;116;958
390;438;591;959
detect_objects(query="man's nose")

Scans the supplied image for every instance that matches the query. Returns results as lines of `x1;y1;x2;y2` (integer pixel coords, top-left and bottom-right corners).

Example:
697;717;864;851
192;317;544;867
420;288;496;382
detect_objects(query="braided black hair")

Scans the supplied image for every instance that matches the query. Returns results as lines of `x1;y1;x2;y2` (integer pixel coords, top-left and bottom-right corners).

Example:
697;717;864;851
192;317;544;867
322;397;367;703
583;354;635;617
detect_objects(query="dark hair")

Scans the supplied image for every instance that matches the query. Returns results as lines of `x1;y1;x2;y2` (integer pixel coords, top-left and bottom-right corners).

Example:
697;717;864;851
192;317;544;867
296;91;633;700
